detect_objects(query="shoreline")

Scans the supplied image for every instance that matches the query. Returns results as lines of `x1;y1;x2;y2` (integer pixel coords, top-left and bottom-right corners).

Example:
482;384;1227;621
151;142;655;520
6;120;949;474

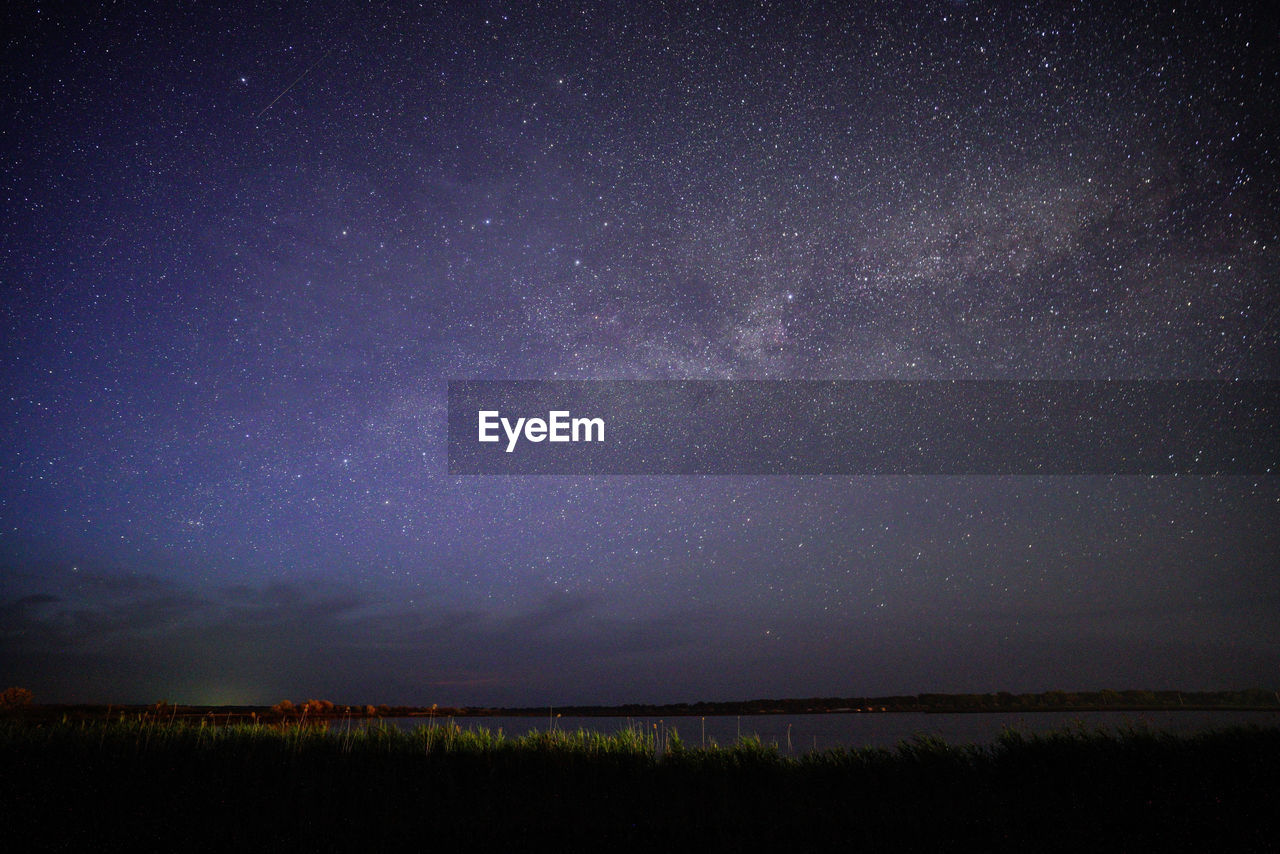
10;700;1280;725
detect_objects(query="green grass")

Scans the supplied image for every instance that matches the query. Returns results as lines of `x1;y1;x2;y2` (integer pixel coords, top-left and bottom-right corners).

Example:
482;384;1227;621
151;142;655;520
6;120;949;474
3;716;1278;851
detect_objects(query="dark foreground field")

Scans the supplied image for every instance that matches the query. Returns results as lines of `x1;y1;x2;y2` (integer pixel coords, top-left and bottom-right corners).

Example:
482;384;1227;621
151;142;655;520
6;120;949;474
4;718;1278;852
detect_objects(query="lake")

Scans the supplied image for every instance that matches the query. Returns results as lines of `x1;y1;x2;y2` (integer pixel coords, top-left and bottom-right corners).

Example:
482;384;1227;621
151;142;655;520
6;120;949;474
375;709;1280;751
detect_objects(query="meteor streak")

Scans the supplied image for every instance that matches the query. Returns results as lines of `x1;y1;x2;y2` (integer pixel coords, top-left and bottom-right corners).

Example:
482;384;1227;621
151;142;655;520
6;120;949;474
255;49;332;119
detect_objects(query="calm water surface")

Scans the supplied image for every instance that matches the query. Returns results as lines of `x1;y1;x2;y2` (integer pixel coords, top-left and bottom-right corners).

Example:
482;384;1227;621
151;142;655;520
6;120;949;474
376;709;1280;751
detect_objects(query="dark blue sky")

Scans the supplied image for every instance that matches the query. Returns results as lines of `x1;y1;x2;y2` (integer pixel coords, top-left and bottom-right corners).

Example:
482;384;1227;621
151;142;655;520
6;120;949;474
2;0;1277;706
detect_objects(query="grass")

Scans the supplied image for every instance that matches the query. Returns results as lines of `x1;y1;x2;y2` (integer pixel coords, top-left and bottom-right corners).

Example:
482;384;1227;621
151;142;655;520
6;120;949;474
3;716;1278;851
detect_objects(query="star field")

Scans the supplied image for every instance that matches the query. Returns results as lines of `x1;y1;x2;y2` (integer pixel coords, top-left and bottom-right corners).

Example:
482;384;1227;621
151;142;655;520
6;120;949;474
1;0;1277;705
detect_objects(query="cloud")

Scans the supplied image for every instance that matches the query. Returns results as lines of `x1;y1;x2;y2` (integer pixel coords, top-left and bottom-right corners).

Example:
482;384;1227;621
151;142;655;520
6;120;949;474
0;568;707;706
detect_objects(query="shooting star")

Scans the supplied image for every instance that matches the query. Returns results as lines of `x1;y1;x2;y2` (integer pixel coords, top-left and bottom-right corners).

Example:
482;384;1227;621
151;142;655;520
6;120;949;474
255;49;333;119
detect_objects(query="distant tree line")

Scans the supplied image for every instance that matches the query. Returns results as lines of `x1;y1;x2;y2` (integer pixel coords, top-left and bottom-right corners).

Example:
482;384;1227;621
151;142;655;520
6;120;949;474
487;688;1280;717
5;687;1278;721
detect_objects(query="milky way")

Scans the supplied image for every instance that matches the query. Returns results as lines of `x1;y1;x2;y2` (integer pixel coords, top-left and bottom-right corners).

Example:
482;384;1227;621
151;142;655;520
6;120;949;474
2;1;1277;705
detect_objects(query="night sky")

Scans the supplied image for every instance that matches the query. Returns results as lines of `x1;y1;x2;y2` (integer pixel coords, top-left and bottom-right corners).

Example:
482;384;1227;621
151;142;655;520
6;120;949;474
2;0;1277;706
